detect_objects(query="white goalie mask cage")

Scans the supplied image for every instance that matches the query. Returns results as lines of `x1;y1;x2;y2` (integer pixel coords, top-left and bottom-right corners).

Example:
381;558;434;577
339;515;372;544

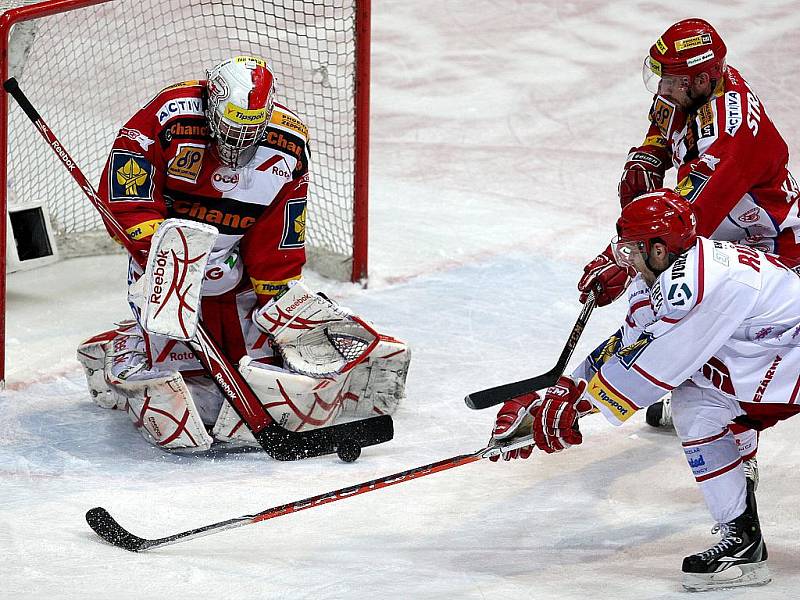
205;56;275;168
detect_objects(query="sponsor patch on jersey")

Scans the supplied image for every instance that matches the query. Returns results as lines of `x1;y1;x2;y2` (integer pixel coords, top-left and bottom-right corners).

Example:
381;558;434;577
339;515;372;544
167;143;205;183
166;191;263;235
652;96;677;138
655;37;668;55
125;218;163;241
667;282;693;307
156;96;204;125
724;92;742;136
255;155;292;180
262;129;304;160
211;166;240;192
587;374;636;422
676;170;710;202
224;103;267;125
118;128;155;151
158;117;209;149
643;134;667;148
738;207;761;224
250;275;302;297
280;198;306;249
109;150;154;202
674;33;713;52
271;110;309;139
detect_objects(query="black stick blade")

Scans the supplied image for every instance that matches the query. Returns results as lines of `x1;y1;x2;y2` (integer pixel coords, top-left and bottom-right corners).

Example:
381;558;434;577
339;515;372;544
259;414;394;461
86;507;151;552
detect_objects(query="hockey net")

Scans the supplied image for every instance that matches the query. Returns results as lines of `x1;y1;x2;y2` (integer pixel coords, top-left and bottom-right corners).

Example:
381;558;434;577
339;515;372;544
0;0;370;384
1;0;369;282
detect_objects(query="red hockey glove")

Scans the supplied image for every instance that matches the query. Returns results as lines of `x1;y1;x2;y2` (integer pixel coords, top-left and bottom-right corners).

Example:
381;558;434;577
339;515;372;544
618;147;665;208
533;377;593;454
489;392;541;462
577;244;632;306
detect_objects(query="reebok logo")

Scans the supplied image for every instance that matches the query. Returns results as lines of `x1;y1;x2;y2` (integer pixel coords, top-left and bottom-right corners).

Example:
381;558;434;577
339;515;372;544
148;250;170;306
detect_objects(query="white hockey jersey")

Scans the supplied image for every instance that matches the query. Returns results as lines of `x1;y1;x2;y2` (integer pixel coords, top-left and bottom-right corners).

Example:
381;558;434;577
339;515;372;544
575;237;800;427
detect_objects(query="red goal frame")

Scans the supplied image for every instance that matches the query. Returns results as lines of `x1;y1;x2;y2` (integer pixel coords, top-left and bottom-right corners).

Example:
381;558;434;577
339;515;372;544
0;0;371;385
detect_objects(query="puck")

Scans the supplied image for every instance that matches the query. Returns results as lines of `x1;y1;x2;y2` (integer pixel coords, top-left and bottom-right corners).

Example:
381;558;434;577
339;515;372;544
337;440;361;463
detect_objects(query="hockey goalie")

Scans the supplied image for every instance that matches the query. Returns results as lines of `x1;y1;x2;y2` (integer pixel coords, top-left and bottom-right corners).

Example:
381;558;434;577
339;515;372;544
75;55;410;453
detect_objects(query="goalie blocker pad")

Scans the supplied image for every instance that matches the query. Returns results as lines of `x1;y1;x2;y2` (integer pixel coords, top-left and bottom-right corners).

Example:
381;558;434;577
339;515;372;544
139;218;218;340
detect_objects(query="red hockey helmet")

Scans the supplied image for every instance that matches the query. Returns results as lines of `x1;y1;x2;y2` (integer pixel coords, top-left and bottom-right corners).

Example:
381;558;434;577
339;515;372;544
612;188;697;267
643;19;727;94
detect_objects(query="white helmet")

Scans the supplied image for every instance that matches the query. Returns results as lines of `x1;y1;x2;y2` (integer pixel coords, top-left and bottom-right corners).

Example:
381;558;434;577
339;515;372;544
205;56;275;168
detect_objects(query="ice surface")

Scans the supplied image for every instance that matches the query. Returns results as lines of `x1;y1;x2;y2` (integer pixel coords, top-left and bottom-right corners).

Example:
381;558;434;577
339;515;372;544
3;1;800;598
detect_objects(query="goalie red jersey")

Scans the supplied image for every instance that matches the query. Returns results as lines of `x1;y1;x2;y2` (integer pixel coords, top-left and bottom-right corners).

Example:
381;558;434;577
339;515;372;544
98;80;310;304
635;65;800;261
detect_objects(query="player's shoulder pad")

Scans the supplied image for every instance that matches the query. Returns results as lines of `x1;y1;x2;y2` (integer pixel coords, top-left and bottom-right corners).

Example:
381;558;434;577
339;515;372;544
713;66;760;140
650;238;706;321
269;103;309;142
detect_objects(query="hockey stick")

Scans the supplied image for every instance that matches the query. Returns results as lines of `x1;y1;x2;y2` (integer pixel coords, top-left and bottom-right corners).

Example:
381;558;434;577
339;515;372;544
85;434;535;552
464;292;596;409
3;77;392;461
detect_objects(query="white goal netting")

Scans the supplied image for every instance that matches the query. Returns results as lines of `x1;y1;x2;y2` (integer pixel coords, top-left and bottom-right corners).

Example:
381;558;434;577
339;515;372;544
3;0;366;280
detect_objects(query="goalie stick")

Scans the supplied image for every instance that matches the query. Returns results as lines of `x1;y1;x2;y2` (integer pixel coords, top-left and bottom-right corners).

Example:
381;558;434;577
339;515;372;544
464;292;596;410
85;434;535;552
3;77;392;461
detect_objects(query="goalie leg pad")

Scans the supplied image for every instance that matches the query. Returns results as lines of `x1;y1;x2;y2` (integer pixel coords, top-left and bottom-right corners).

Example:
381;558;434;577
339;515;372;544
112;371;213;452
234;356;346;432
77;330;117;409
78;320;143;409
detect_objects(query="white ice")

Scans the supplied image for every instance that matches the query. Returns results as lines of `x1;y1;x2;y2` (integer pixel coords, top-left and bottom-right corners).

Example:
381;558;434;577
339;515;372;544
3;1;800;598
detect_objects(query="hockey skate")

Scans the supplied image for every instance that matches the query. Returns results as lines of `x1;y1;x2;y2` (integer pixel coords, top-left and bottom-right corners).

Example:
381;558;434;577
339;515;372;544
681;480;770;592
645;395;672;429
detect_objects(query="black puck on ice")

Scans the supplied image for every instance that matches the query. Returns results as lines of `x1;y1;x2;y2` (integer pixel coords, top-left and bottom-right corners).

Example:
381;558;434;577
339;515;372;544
337;440;361;463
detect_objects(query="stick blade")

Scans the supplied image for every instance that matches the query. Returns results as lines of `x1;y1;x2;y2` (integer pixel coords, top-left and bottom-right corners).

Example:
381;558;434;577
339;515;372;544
258;414;394;461
464;371;560;410
86;507;151;552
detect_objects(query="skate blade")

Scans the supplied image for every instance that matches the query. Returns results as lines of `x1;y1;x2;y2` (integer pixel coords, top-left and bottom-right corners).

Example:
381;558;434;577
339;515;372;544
682;562;771;592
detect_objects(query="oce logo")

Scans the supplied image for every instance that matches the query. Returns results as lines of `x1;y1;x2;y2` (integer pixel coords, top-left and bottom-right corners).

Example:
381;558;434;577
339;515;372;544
212;167;239;192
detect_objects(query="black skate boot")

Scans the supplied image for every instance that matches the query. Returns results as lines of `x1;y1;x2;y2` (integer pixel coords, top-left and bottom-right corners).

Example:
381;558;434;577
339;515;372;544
681;483;770;592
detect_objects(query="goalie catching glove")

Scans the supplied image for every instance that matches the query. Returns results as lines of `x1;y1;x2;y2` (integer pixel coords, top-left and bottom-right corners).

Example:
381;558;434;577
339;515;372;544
532;376;593;454
213;280;411;441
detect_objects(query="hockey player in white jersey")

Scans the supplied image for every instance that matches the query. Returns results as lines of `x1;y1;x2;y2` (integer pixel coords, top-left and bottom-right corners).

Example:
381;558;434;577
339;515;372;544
489;189;800;590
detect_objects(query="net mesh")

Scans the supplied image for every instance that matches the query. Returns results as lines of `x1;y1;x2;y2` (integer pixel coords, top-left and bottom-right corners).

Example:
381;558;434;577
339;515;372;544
3;0;361;280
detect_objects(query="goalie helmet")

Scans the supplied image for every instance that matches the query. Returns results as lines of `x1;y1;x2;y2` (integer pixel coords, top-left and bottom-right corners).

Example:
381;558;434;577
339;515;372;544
205;56;275;168
612;188;697;266
643;19;727;94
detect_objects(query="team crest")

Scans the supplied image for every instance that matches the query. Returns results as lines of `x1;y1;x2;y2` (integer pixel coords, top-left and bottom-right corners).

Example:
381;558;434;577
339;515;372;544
618;332;655;369
109;150;154;202
280;198;306;249
676;170;710;202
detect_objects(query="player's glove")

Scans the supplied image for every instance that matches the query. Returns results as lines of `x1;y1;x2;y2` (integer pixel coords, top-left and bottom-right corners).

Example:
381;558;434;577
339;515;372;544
618;147;665;208
577;244;631;306
489;392;541;462
532;376;593;454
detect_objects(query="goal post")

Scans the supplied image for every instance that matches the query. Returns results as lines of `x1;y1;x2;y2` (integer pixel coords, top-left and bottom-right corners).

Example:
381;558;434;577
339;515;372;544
0;0;370;385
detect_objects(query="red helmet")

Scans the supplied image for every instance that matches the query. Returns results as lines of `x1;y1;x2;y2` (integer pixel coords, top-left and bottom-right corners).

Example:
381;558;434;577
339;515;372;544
614;189;697;263
644;19;727;93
